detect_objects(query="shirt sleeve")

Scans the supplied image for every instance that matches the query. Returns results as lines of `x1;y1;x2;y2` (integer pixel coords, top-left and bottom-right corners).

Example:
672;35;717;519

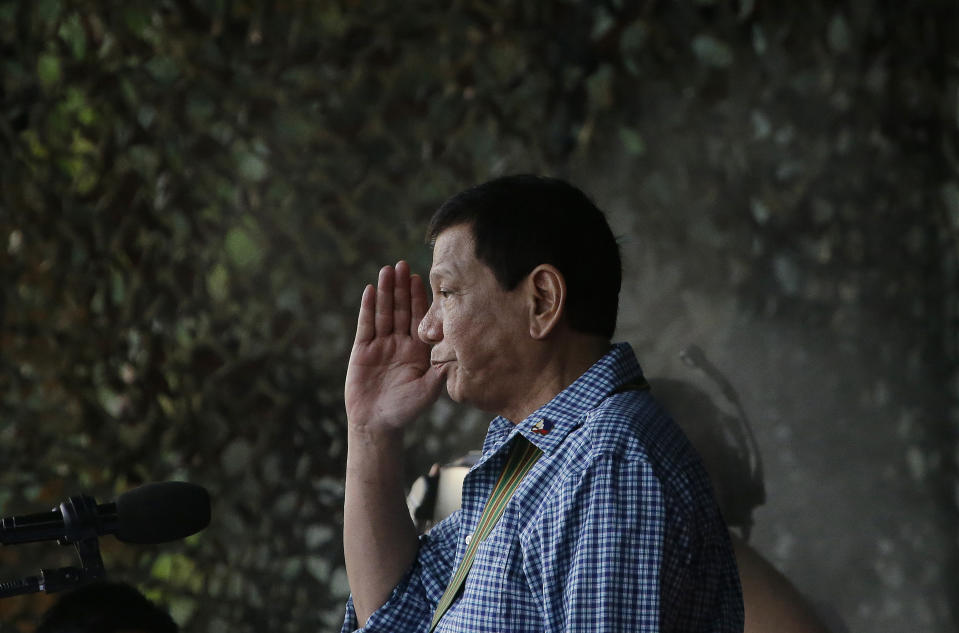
520;452;743;633
520;453;666;632
340;510;461;633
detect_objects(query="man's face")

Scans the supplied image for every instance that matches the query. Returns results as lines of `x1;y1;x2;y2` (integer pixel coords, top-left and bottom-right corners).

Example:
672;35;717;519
418;224;529;415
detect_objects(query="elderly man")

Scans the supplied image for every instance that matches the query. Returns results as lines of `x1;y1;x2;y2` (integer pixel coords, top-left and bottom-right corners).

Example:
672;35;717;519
341;175;743;632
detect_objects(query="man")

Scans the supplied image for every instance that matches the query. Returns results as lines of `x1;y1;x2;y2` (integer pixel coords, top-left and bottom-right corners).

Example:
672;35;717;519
341;175;743;632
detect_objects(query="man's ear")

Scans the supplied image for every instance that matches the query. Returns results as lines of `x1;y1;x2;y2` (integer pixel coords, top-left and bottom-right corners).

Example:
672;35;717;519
527;264;566;340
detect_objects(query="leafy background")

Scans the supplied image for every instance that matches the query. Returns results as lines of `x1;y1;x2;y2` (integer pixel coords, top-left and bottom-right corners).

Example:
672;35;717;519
1;1;956;632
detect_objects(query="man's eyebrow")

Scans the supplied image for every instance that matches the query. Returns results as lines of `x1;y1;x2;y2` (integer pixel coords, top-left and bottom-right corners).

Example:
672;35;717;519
429;264;455;279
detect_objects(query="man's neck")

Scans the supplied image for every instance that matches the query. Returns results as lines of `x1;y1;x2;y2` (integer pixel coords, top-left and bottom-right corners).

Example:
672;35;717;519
499;334;611;424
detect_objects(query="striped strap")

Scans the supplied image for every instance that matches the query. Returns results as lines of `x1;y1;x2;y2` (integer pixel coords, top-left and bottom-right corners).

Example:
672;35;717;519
428;436;542;632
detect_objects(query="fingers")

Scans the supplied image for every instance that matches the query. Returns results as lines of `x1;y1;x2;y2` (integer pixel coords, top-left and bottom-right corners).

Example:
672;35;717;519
362;263;422;341
422;362;448;399
393;261;412;335
374;265;394;336
354;284;375;343
410;273;427;338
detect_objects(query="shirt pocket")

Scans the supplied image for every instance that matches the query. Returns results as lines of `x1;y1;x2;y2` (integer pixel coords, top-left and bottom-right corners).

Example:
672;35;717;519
457;520;542;632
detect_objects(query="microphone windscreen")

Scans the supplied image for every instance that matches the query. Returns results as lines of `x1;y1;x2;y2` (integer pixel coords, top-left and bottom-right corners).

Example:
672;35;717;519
115;482;211;544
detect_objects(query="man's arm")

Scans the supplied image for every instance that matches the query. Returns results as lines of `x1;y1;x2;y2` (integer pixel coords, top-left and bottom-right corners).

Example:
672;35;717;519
523;454;743;632
522;455;663;631
343;262;446;626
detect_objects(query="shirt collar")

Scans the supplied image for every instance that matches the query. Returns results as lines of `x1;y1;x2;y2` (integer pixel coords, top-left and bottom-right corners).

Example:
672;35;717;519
481;342;644;456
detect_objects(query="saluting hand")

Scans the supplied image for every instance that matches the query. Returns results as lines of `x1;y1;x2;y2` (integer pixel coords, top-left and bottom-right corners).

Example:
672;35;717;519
345;261;445;435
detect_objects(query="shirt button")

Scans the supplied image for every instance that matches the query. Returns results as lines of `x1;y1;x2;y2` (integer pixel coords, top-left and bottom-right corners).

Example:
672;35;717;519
465;533;473;545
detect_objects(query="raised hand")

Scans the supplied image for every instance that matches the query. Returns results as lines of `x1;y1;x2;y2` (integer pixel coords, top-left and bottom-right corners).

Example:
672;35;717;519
344;261;445;435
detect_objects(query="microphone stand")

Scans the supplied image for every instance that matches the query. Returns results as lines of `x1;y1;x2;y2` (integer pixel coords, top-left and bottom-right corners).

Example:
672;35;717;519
0;495;107;598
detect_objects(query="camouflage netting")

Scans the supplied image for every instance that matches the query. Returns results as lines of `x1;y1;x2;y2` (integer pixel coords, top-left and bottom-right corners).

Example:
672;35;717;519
0;1;956;632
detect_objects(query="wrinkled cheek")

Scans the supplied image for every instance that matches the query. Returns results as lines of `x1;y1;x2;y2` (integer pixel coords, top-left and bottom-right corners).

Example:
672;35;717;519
448;364;480;404
444;365;463;401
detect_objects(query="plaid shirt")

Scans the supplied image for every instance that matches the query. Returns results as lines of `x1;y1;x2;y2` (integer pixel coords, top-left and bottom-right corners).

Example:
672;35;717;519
342;343;744;632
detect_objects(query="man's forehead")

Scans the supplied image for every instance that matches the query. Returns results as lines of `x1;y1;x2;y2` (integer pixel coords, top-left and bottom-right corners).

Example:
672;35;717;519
428;225;475;275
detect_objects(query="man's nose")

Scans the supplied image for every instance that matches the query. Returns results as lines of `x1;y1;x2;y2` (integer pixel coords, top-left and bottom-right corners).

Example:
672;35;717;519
418;302;442;345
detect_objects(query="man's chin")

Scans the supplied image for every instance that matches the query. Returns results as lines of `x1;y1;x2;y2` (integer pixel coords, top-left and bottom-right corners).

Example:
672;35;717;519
444;373;468;404
444;380;463;403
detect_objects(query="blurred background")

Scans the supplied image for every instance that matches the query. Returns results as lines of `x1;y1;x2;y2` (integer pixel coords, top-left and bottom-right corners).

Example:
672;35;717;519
1;1;956;631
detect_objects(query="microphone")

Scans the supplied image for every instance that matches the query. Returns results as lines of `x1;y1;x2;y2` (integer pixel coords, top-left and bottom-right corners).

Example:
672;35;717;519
0;482;211;546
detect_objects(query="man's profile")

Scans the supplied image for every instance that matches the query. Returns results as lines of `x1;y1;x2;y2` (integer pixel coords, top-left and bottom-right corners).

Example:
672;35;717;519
341;175;743;631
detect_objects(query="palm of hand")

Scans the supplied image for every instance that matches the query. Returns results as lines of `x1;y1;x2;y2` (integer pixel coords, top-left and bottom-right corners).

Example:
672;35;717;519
346;333;436;431
344;262;444;433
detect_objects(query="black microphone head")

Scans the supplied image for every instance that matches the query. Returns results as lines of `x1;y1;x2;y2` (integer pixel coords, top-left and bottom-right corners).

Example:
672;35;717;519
115;482;211;544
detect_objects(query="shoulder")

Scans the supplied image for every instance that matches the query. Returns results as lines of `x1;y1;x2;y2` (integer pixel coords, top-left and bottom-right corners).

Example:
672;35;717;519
587;389;699;468
556;390;716;511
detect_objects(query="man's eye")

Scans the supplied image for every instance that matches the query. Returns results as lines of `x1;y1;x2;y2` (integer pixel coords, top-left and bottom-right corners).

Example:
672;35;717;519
439;289;453;298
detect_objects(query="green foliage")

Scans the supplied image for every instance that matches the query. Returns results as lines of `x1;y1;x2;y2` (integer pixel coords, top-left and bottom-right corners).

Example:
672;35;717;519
0;1;586;629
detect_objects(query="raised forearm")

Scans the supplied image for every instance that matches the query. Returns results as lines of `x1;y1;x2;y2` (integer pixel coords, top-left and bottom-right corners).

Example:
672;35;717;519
343;427;421;626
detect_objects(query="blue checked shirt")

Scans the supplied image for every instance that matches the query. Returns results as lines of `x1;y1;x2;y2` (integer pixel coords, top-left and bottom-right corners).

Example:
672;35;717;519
342;343;744;632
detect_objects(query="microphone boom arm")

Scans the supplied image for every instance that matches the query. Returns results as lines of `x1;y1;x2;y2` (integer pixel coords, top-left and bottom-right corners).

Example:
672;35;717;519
0;495;107;599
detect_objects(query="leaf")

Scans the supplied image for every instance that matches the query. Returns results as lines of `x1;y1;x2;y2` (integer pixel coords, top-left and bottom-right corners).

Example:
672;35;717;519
225;224;265;269
220;438;253;475
305;524;333;549
827;14;851;54
35;0;62;25
126;145;160;178
206;262;230;302
237;151;269;183
619;21;649;76
187;95;216;125
619;127;646;156
146;56;180;84
37;53;61;89
692;34;734;69
168;596;199;625
110;268;125;305
65;87;97;126
305;556;330;582
122;6;151;37
58;13;87;60
150;553;203;591
20;129;49;159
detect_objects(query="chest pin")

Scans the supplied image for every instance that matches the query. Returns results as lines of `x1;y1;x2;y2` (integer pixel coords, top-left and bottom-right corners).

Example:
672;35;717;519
531;419;554;435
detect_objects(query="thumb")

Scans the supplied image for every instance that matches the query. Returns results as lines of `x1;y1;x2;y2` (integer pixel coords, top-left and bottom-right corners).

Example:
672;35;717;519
422;364;448;399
